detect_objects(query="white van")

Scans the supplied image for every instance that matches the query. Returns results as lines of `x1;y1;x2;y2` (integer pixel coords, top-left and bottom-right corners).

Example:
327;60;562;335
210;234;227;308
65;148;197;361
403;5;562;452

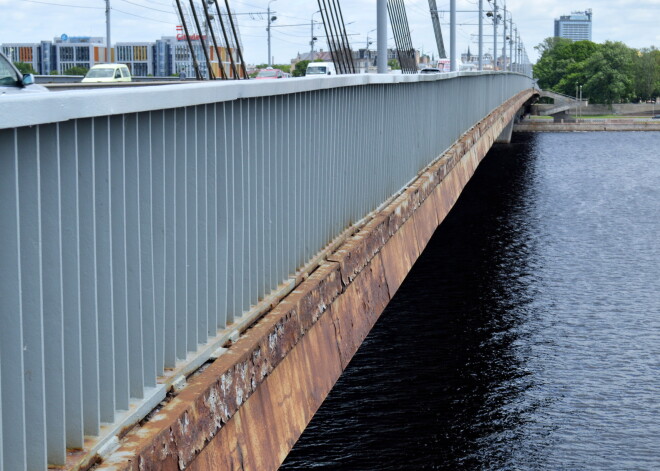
306;62;337;76
82;64;132;83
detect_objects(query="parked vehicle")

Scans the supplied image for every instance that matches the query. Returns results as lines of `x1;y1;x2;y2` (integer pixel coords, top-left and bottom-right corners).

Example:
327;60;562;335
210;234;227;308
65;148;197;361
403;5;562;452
255;67;288;79
419;67;442;74
306;62;337;76
0;51;48;94
82;63;132;83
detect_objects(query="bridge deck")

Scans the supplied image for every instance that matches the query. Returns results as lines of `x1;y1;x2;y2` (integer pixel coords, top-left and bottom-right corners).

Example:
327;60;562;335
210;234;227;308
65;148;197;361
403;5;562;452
0;72;535;471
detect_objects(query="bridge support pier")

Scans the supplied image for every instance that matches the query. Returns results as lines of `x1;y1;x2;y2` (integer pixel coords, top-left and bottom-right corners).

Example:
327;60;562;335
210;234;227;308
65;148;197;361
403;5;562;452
96;88;536;471
495;116;515;143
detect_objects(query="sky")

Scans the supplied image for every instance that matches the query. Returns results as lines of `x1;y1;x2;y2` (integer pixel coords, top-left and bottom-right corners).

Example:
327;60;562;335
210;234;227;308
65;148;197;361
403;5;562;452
1;0;659;66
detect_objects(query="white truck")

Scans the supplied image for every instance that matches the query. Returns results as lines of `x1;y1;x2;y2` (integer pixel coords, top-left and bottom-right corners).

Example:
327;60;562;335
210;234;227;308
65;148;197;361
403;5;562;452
306;62;337;76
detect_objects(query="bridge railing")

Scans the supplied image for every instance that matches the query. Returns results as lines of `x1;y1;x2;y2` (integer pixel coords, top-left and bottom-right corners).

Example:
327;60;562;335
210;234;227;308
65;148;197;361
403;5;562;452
0;71;534;470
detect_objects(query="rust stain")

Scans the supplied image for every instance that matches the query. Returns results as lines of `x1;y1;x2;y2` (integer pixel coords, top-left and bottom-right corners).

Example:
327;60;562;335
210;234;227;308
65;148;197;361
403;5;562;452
412;194;439;250
330;255;390;369
379;227;414;299
188;309;343;471
91;89;536;471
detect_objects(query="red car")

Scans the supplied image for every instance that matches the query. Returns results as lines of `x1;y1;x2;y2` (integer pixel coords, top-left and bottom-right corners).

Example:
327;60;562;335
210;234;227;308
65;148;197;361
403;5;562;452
255;67;288;79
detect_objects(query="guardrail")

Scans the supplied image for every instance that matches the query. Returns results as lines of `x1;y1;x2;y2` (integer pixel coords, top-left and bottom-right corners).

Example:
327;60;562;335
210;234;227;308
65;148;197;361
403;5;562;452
0;71;534;470
34;75;200;84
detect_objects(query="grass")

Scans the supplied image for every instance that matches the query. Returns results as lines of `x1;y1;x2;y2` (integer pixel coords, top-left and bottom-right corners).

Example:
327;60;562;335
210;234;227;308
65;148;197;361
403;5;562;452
530;115;652;120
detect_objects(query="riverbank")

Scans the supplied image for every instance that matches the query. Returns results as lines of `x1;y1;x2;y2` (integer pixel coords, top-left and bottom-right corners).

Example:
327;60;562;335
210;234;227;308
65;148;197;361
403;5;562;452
514;120;660;132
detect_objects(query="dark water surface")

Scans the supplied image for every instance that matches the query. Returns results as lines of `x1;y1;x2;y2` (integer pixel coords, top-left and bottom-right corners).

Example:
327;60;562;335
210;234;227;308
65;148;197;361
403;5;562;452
281;132;660;470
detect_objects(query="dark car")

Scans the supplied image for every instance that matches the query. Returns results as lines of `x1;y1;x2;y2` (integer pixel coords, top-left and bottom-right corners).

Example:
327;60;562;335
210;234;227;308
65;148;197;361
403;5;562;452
0;51;48;95
652;115;660;119
419;67;442;74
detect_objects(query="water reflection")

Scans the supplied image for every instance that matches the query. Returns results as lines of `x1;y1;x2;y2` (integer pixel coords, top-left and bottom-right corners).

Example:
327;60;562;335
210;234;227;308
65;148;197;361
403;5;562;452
282;132;660;470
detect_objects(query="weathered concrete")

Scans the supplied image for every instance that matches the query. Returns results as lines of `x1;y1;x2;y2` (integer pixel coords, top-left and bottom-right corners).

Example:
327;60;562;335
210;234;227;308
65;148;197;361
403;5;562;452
495;117;515;143
514;121;660;132
533;102;659;117
94;88;534;471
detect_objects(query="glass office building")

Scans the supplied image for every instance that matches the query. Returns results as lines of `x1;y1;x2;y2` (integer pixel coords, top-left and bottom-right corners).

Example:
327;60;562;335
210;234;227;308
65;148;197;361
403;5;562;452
554;9;593;41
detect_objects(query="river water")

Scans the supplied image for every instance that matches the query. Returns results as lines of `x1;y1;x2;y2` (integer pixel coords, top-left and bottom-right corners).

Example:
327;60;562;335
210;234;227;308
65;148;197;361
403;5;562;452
281;132;660;470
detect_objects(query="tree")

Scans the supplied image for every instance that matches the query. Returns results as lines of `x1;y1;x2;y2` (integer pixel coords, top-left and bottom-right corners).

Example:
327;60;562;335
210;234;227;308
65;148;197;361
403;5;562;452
63;66;89;76
633;47;659;101
388;59;400;70
653;49;660;98
533;37;597;92
293;60;310;77
533;37;651;104
275;64;291;74
583;41;635;105
14;62;36;75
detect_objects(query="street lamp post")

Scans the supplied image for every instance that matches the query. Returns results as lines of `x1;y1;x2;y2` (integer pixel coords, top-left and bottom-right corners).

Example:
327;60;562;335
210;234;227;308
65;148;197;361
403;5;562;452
310;10;320;61
493;0;498;70
514;27;519;72
450;0;456;71
508;19;513;71
579;85;583;121
487;0;498;70
106;0;111;62
478;0;483;71
267;0;277;66
502;2;506;72
365;28;376;72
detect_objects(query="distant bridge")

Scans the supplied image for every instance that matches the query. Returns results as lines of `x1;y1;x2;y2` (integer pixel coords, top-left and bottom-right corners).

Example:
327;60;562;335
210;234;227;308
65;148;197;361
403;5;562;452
537;89;588;120
0;71;536;471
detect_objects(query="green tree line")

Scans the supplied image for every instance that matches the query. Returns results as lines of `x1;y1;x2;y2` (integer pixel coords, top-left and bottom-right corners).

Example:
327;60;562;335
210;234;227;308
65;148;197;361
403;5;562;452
533;38;660;105
13;62;89;76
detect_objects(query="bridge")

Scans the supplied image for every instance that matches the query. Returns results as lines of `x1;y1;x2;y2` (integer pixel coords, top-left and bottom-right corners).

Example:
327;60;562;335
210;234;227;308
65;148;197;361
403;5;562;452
0;71;536;470
535;90;588;121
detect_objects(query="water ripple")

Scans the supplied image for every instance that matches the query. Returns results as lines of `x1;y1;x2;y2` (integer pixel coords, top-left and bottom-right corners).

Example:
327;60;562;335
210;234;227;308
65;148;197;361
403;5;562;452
282;132;660;470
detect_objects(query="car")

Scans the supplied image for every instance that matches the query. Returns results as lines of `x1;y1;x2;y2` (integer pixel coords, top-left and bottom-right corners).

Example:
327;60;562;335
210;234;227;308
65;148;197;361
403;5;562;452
652;115;660;119
255;67;287;79
0;51;48;95
82;63;132;83
419;67;442;74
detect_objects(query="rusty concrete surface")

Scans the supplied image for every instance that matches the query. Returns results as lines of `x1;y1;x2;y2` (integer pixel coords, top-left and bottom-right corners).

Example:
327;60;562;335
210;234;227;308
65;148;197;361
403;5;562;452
91;88;534;471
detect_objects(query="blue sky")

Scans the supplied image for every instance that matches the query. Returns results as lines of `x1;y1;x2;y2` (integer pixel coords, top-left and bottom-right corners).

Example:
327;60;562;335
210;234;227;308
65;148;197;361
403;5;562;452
2;0;659;65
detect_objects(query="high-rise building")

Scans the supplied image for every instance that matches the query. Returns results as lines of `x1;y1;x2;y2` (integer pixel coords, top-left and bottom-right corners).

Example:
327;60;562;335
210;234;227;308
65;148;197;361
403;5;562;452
2;24;244;78
554;9;593;41
1;43;40;72
116;42;154;76
2;37;109;74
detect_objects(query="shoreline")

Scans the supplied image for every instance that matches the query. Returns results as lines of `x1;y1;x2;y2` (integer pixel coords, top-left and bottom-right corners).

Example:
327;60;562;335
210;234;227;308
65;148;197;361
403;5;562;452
514;120;660;132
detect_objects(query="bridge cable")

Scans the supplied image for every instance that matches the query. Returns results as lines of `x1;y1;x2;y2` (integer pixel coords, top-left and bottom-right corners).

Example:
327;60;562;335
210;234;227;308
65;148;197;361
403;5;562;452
174;0;204;80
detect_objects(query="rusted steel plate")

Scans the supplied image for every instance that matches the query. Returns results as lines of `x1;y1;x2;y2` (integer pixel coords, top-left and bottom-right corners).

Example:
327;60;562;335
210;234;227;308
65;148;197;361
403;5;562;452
281;262;343;336
187;308;344;471
95;89;536;471
330;255;390;370
380;221;419;299
412;194;440;250
327;213;390;287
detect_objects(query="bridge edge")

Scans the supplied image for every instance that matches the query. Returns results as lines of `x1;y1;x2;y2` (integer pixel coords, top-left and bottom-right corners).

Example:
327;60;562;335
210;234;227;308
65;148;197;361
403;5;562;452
94;89;534;471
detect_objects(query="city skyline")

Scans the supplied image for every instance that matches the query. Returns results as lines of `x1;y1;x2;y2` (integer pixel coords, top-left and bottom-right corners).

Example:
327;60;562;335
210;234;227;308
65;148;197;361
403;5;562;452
2;0;659;66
